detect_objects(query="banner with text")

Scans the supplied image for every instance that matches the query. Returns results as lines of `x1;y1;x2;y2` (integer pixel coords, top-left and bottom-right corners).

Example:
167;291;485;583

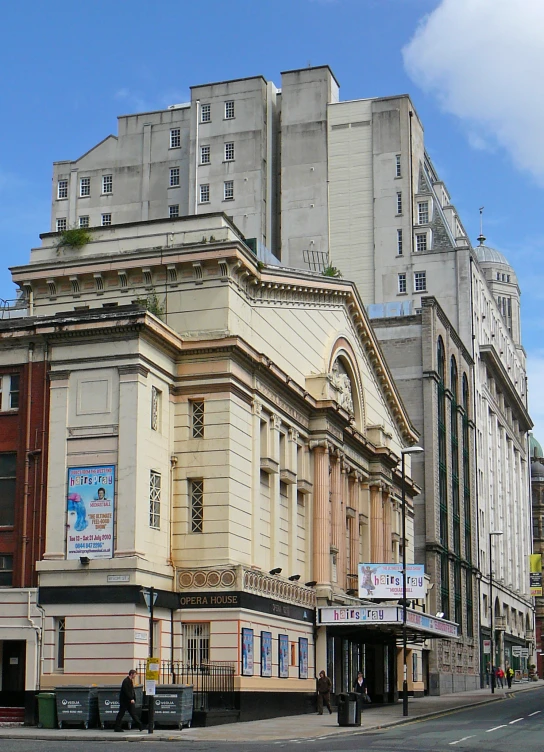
66;465;115;559
358;563;426;599
530;554;542;596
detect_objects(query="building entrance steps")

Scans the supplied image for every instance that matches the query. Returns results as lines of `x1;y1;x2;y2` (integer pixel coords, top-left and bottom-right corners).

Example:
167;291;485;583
0;681;542;743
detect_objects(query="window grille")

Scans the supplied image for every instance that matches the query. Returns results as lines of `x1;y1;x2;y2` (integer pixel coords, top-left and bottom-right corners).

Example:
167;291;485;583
190;479;204;533
181;622;209;666
191;400;204;438
149;471;161;529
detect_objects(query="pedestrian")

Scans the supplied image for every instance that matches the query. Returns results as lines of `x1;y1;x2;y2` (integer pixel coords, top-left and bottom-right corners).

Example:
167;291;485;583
506;664;515;688
114;669;144;732
353;671;370;706
485;661;490;687
495;666;504;689
316;670;332;715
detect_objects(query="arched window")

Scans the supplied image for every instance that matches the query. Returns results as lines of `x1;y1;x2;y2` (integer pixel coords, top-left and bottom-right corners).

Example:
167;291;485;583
450;357;461;630
437;338;449;618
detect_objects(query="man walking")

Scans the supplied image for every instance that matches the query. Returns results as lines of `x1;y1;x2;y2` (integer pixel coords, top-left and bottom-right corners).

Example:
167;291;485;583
114;669;144;732
316;670;333;715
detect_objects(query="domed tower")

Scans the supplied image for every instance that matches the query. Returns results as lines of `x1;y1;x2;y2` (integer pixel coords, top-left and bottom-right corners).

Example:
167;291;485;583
475;235;521;346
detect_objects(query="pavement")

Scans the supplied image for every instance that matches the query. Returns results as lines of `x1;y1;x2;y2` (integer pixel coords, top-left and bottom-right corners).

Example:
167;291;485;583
1;681;543;744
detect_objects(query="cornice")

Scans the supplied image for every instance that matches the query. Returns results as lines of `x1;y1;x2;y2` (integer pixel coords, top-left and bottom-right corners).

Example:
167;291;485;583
479;344;533;432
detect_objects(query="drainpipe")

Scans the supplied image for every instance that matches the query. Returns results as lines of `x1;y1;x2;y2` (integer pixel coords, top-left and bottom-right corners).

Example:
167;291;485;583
38;342;49;566
21;343;34;587
27;590;42;691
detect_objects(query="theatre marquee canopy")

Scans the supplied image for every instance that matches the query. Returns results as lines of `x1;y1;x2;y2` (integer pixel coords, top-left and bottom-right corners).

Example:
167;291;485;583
318;606;458;639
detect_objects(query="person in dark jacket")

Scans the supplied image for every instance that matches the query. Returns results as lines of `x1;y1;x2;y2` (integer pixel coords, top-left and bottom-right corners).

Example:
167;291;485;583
114;669;144;732
316;670;332;714
353;671;370;703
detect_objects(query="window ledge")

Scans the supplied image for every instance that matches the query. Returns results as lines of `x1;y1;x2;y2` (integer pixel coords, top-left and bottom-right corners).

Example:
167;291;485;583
397;292;408;296
395;213;403;217
168;185;181;189
222;198;235;202
168;146;181;150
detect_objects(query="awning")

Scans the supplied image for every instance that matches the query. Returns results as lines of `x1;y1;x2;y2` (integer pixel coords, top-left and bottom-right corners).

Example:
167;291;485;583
318;605;459;640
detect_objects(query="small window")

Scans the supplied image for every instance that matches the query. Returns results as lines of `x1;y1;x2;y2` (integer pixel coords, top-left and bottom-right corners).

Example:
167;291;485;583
56;617;66;671
102;175;113;194
0;453;16;526
225;100;235;119
191;400;204;438
414;271;427;292
149;470;161;529
78;216;89;228
57;180;68;199
170;128;181;148
101;213;112;226
397;229;403;255
507;275;511;283
396;192;402;214
200;184;210;203
0;554;13;587
224;142;235;161
182;622;209;666
151;387;161;431
56;218;67;232
190;479;204;533
201;145;210;164
169;204;179;218
169;168;180;187
224;180;234;200
395;154;401;178
415;233;427;252
79;177;90;197
398;273;407;294
9;374;20;410
201;103;211;123
418;201;429;224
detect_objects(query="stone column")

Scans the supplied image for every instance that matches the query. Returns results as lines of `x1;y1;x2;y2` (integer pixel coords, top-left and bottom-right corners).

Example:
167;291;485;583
43;371;70;560
370;484;383;562
288;428;299;574
251;399;263;564
349;476;359;587
330;454;342;585
383;488;392;563
269;414;281;566
312;443;330;585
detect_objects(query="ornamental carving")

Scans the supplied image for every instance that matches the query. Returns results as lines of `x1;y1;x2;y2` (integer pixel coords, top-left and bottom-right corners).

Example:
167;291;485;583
178;568;236;590
329;359;354;414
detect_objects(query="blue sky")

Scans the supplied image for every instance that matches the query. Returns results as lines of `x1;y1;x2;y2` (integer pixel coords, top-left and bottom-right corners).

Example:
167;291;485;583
1;0;543;437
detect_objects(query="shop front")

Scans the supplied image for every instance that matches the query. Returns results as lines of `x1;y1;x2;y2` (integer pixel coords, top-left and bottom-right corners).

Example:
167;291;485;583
318;605;459;703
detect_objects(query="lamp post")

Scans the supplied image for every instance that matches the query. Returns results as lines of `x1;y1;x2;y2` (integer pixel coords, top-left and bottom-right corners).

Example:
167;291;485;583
489;531;503;694
401;446;424;717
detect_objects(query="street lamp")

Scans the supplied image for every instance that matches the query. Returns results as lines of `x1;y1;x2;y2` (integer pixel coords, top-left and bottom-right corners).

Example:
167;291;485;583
489;530;503;694
401;445;424;717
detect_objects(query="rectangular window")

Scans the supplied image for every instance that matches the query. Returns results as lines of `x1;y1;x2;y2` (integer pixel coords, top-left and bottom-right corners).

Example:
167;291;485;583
57;180;68;199
79;177;90;197
398;273;407;294
397;229;403;255
414;271;427;292
170;128;181;148
0;554;13;587
200;184;210;203
102;175;113;194
395;154;401;178
224;180;234;200
0;453;16;527
224;142;235;161
418;201;429;224
415;233;427;252
190;479;204;533
9;374;19;410
169;204;179;218
182;622;209;666
191;400;204;438
56;218;67;232
200;145;210;164
225;100;235;119
56;617;66;671
101;213;111;226
149;470;161;529
201;103;211;123
396;192;402;214
151;387;161;431
78;216;89;228
169;168;180;187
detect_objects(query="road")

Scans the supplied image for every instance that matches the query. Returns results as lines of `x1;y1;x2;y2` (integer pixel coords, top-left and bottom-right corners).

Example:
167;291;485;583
2;690;544;752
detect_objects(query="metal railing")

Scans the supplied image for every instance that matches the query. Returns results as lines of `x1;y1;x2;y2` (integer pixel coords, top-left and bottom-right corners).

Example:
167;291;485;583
137;661;236;711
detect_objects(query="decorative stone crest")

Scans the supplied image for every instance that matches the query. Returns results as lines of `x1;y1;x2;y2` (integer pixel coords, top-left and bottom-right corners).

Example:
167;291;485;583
329;359;354;414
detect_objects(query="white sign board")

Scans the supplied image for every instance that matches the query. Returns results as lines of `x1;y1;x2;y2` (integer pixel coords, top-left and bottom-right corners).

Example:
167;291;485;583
512;645;522;657
521;648;529;658
483;640;491;654
318;606;458;639
358;563;426;599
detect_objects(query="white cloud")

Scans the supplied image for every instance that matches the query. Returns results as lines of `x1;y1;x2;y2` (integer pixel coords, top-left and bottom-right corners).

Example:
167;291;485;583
403;0;544;183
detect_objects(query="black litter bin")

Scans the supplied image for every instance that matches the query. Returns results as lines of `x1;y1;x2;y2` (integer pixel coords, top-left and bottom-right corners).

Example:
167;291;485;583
153;685;194;729
97;685;144;729
55;686;98;729
337;692;360;726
